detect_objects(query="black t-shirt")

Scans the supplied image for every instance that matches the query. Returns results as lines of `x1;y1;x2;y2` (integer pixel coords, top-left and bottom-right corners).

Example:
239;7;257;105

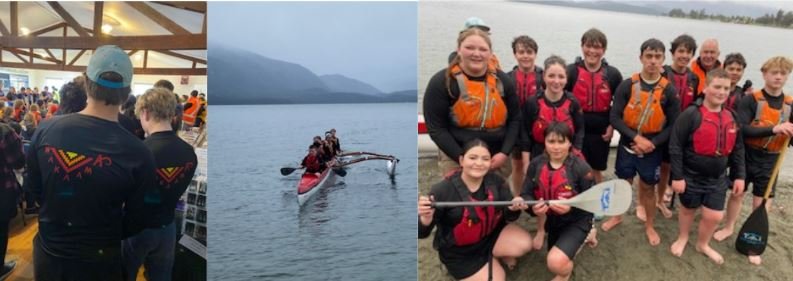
144;131;197;228
25;113;157;261
118;113;145;140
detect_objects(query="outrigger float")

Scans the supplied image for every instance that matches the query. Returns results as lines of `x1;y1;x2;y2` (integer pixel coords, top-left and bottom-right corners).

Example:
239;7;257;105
281;151;399;206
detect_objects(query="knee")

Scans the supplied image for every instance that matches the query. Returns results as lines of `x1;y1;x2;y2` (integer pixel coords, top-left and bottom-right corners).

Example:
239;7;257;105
547;251;572;274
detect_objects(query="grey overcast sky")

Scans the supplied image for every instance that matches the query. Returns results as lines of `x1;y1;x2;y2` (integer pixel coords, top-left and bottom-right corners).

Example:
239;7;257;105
208;2;417;93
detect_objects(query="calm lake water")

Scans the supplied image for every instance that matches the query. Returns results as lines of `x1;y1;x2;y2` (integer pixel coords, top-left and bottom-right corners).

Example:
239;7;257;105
208;103;417;280
418;1;793;111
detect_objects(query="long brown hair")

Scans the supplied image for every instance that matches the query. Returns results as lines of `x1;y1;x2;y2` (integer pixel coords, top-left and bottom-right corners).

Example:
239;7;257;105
446;28;492;98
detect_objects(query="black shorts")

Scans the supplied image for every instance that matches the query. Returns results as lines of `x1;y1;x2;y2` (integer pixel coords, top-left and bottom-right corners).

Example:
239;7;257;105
440;224;504;280
660;145;670;163
678;188;727;211
582;134;609;171
547;216;592;260
746;150;779;198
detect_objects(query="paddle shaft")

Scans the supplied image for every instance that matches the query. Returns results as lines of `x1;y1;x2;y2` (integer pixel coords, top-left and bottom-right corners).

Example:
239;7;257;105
762;137;790;200
433;199;554;208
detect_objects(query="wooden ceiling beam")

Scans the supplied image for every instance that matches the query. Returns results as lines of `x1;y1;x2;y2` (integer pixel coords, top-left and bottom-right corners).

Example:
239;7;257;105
9;51;27;64
127;49;139;56
151;50;207;65
68;49;87;66
0;34;207;50
30;22;68;36
10;2;18;36
127;2;190;35
48;2;91;37
0;62;207;75
93;2;104;36
0;19;9;36
5;48;63;64
44;49;58;61
151;1;206;13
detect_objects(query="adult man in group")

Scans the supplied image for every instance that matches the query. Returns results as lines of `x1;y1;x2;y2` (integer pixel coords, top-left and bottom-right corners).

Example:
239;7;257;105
690;39;722;94
25;45;157;280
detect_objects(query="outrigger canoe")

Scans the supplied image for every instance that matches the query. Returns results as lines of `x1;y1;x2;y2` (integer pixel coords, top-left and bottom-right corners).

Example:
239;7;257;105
297;159;338;206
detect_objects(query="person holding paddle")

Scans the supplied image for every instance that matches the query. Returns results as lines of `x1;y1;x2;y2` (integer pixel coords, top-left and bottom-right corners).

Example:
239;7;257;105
520;122;597;281
418;139;531;281
668;68;746;264
713;56;793;265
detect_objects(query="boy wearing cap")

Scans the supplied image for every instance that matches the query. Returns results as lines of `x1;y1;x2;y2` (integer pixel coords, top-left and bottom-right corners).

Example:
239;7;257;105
124;87;197;281
25;45;157;280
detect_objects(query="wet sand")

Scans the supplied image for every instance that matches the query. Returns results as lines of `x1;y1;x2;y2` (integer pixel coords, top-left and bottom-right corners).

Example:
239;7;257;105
419;149;793;280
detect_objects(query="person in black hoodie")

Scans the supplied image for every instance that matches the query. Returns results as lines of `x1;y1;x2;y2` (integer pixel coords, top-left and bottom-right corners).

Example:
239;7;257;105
123;87;197;281
668;69;745;265
0;122;25;279
419;139;531;281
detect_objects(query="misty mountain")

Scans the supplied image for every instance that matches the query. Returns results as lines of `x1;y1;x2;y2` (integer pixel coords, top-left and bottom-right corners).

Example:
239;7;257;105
524;1;783;18
320;74;384;96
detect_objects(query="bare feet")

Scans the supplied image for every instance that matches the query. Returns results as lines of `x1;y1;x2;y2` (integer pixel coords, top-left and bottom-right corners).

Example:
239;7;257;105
532;230;545;250
663;190;673;204
695;244;724;265
502;257;516;270
670;238;687;257
748;255;762;265
713;227;734;242
585;228;598;248
657;202;673;219
601;216;623;232
636;205;647;222
646;227;661;246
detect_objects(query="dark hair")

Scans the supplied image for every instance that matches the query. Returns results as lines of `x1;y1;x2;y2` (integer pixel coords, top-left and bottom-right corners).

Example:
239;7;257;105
544;122;573;143
724;53;747;69
543;55;566;71
190;90;199;97
511;35;538;54
670;34;697;55
122;94;137;118
56;80;87;115
581;28;607;49
705;68;730;85
154;79;175;91
84;72;130;106
461;138;490;156
640;38;665;55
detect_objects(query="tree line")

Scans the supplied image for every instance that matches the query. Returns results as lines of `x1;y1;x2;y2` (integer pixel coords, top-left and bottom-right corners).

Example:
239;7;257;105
668;8;793;29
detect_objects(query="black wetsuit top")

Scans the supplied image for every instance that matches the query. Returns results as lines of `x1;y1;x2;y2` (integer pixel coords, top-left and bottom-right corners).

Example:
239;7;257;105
144;131;197;228
25;114;157;261
118;113;145;140
736;89;793;165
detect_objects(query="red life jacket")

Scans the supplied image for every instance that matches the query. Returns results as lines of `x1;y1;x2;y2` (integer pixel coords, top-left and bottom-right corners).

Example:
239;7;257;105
571;65;611;113
531;95;574;143
303;154;320;172
725;87;744;111
451;180;502;247
663;65;699;110
535;162;577;203
692;106;738;157
512;67;543;107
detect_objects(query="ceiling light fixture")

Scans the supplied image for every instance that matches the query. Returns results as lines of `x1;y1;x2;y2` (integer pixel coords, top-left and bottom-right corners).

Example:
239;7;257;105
20;27;30;36
101;24;112;34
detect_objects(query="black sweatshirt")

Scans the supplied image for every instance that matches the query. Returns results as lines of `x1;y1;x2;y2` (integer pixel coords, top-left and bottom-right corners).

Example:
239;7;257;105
144;131;197;228
522;92;585;151
669;106;745;191
25;114;157;261
0;123;25;221
610;76;680;147
423;68;521;159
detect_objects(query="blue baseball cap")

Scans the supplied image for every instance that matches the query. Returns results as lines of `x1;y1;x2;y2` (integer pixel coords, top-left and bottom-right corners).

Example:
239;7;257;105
463;17;490;32
86;45;132;89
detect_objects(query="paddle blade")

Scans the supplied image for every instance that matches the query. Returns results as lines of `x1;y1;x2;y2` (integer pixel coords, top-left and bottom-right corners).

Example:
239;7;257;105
559;179;632;216
280;167;297;176
736;201;769;256
386;159;397;178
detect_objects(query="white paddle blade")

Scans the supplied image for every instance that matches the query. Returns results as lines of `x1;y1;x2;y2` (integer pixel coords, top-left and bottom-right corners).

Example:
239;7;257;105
555;179;632;216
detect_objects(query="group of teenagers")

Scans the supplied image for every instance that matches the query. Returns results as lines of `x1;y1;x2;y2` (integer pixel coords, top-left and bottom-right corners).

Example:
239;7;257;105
418;17;793;281
301;130;343;175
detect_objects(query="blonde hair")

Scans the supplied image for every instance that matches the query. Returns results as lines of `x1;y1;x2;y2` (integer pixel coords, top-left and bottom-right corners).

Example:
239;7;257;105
13;100;23;109
135;87;176;122
446;28;493;98
23;112;37;127
760;56;793;74
30;104;39;113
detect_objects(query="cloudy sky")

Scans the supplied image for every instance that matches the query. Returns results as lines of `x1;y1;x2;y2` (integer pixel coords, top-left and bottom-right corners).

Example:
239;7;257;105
209;2;417;93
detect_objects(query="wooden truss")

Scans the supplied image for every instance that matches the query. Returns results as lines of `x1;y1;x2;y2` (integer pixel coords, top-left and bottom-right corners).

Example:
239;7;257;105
0;1;207;75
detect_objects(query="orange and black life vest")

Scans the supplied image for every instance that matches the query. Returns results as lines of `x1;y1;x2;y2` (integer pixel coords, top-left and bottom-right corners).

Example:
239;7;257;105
623;73;669;134
450;179;502;247
571;65;612;113
745;91;793;152
531;95;574;143
663;65;699;110
692;106;738;157
690;58;722;95
183;96;200;126
449;65;508;130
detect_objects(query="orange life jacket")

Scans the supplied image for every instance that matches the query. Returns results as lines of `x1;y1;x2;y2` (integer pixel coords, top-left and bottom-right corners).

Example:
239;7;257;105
183;96;200;126
744;91;793;152
623;73;669;134
449;64;507;130
690;58;721;95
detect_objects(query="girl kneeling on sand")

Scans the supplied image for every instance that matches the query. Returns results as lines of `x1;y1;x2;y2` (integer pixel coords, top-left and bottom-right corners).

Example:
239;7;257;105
520;122;597;281
419;139;532;281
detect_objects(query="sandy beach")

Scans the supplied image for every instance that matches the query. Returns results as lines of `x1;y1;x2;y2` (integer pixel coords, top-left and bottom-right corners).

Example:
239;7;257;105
419;149;793;281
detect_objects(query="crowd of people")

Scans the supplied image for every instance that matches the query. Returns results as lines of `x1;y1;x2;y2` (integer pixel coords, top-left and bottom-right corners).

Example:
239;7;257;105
419;17;792;281
301;129;342;175
0;45;206;280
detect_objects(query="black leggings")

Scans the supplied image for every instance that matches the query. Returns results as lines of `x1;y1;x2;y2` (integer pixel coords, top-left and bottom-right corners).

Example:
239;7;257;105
0;220;8;263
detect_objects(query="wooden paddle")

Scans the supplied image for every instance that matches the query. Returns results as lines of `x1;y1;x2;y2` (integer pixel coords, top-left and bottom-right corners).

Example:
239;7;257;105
431;179;632;217
735;137;790;256
280;167;304;176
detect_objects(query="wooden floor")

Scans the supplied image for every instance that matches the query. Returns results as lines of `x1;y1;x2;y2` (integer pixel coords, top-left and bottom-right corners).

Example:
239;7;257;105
5;212;145;281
